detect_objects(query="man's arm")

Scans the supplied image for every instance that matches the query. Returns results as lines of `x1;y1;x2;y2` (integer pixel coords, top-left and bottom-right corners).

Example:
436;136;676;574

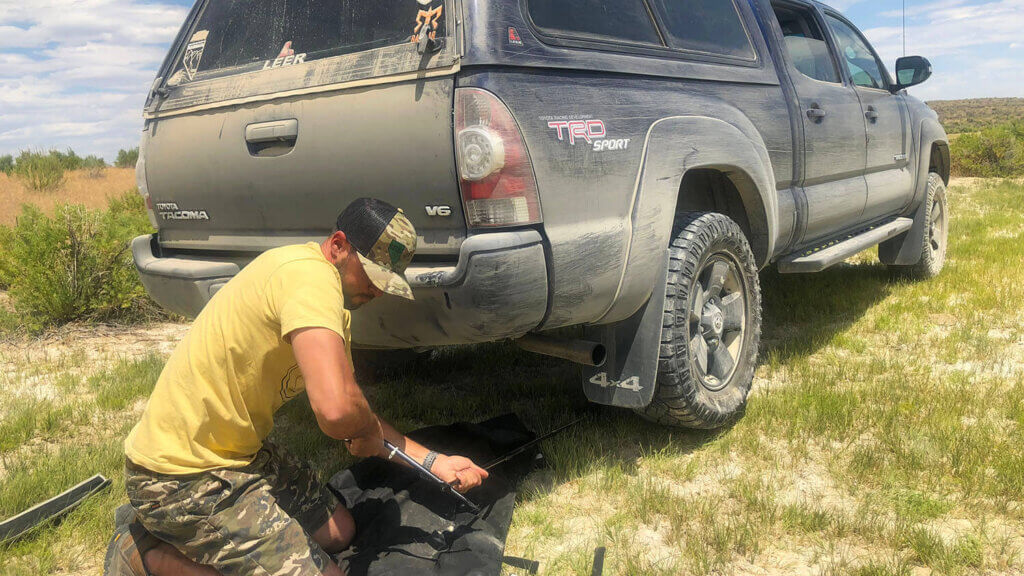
290;327;488;492
290;327;378;443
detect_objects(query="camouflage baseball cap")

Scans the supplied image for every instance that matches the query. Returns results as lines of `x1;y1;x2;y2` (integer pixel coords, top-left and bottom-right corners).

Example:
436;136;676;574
335;198;417;300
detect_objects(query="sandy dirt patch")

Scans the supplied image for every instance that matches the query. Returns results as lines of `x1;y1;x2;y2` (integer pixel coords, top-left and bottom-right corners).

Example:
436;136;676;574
0;321;188;401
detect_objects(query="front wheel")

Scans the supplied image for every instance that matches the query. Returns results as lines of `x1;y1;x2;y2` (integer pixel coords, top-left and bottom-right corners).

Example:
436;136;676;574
886;172;949;279
637;212;762;429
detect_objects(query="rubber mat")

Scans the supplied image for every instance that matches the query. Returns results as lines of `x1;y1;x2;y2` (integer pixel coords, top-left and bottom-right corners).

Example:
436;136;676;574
329;413;538;576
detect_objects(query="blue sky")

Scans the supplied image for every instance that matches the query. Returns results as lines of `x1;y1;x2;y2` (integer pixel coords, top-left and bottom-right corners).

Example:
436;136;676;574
1;0;1022;162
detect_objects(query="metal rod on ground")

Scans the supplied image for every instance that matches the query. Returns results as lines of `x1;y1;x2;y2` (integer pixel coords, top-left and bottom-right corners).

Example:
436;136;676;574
382;439;481;513
483;417;586;471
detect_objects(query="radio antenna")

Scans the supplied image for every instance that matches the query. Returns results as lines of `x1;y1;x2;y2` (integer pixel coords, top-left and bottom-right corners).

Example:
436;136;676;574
903;0;907;56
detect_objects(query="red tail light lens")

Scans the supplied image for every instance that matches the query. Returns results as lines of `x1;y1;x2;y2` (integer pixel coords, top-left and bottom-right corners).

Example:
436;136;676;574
455;88;542;228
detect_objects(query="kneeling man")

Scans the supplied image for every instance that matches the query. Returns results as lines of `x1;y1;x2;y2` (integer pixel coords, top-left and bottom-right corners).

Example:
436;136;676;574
111;198;487;576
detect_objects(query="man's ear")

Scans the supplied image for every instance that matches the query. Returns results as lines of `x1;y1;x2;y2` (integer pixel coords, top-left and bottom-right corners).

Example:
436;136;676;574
326;231;351;262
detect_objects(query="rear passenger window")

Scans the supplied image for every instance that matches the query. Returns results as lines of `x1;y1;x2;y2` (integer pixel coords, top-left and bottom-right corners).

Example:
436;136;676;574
772;4;841;84
647;0;754;59
526;0;662;46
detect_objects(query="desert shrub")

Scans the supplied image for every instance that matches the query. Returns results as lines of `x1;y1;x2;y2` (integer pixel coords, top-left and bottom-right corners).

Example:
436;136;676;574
13;150;65;191
115;147;139;169
49;148;84;171
0;154;13;175
951;121;1024;177
0;190;159;331
82;154;107;178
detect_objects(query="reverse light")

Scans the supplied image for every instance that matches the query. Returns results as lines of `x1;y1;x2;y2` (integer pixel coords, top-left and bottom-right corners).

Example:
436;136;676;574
454;88;542;228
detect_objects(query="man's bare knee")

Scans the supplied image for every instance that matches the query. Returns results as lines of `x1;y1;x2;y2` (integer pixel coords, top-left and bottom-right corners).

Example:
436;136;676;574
314;507;356;554
144;542;220;576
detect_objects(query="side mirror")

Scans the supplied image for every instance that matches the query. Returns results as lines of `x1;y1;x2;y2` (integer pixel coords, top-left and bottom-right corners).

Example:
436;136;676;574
893;56;932;92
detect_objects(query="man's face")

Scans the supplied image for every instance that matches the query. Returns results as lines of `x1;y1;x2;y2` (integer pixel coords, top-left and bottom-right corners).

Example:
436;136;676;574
323;232;383;310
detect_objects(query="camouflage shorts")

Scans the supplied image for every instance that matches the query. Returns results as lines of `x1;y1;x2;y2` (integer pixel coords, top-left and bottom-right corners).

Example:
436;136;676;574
125;441;340;576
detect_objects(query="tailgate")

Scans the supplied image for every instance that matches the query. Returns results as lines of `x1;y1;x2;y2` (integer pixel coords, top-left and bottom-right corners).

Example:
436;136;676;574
145;78;464;256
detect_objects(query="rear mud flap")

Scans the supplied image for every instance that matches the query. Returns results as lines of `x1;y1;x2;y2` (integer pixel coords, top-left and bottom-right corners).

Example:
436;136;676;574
582;250;669;408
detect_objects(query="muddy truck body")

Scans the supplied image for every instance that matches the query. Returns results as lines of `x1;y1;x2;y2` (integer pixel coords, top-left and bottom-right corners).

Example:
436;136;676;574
133;0;949;428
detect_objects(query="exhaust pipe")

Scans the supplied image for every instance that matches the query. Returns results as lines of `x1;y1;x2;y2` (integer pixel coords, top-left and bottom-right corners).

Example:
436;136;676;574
515;334;607;367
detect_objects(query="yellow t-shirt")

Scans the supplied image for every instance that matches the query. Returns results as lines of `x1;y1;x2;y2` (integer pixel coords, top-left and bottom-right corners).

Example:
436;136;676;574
125;242;352;475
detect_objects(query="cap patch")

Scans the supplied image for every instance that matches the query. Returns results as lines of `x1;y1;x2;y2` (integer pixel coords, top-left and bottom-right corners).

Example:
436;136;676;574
388;240;406;268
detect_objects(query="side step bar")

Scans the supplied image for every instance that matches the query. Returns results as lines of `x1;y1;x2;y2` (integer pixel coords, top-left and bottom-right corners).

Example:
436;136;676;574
778;218;913;273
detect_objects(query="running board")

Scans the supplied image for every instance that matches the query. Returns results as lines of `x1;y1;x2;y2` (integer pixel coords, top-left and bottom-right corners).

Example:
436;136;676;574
778;218;913;273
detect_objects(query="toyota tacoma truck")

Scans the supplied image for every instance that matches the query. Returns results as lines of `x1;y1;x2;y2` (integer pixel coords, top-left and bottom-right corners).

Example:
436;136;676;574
132;0;950;429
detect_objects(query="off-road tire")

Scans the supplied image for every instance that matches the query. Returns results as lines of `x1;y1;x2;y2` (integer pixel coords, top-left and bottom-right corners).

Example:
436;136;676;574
886;172;948;279
637;212;762;429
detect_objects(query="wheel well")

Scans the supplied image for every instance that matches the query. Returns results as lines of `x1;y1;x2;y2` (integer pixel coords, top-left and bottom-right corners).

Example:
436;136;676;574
676;168;769;266
930;142;950;185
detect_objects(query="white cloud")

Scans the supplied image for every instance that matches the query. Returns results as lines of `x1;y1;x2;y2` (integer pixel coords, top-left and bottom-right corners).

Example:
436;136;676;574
865;0;1024;59
861;0;1024;99
0;0;187;161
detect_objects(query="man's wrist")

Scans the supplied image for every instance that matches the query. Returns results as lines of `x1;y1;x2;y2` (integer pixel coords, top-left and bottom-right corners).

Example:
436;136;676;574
422;450;440;473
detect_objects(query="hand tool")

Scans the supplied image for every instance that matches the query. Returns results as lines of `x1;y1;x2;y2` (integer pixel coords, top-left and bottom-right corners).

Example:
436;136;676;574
382;439;481;513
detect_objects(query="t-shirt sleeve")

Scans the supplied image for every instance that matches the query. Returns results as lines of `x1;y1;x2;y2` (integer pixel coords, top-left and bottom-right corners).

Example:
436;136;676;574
269;260;350;342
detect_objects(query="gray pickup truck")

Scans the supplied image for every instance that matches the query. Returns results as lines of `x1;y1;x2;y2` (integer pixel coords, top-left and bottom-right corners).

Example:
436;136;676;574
133;0;950;429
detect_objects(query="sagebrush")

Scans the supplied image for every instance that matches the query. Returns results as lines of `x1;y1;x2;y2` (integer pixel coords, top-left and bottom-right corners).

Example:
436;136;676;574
0;191;160;331
950;121;1024;177
13;150;65;191
115;147;139;169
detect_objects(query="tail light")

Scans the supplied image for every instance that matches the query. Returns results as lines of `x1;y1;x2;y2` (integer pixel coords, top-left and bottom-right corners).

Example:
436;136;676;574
136;135;159;229
454;88;542;228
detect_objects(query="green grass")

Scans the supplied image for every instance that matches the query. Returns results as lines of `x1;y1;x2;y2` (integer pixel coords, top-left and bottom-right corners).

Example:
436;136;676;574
2;178;1024;574
0;355;167;574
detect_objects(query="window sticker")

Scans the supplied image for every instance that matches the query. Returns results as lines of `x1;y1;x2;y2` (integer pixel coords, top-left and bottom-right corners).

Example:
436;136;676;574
182;30;209;82
263;41;307;70
411;2;443;43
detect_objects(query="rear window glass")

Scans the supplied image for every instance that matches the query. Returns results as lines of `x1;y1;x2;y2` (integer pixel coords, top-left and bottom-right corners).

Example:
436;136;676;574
526;0;662;46
168;0;446;85
647;0;754;59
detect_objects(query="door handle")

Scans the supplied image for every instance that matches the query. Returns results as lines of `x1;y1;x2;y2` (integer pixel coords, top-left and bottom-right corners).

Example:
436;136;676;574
245;119;299;144
865;107;879;122
806;107;827;121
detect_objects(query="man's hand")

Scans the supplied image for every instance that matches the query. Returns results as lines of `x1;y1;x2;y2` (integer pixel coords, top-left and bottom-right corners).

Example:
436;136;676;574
431;455;489;493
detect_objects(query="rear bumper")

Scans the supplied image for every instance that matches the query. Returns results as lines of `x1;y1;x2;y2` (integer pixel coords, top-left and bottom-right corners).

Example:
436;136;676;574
132;230;549;347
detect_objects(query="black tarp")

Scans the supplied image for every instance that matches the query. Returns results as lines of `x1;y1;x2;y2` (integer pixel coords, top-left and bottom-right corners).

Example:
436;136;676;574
328;414;538;576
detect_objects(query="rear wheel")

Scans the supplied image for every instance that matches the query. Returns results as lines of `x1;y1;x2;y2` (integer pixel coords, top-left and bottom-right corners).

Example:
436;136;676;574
886;172;948;279
637;212;762;429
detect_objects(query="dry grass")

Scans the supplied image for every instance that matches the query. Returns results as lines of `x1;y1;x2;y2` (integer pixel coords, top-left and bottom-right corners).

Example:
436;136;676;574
0;168;136;227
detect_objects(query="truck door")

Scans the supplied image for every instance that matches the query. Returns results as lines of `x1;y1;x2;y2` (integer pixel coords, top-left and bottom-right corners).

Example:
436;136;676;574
770;2;868;245
825;13;913;222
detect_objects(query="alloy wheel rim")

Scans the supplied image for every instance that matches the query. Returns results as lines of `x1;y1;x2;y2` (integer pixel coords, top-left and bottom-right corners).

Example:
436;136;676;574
688;254;746;392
